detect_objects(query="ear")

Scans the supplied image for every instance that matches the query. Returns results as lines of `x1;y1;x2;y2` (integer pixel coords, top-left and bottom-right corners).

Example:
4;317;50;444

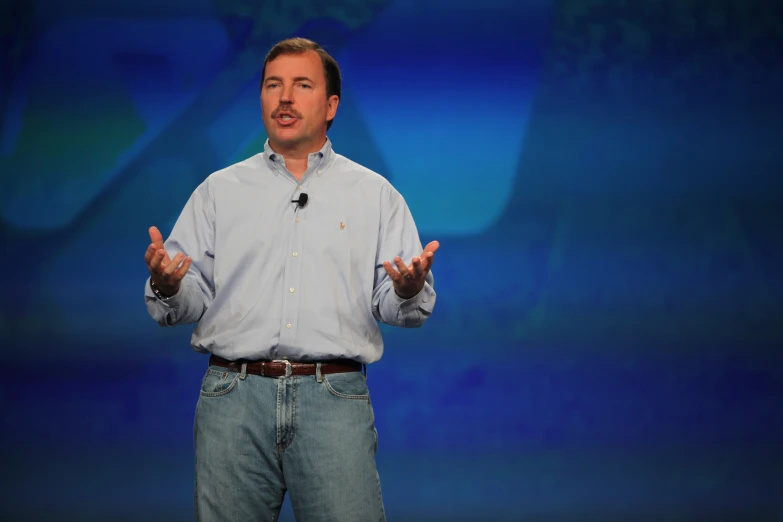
326;94;339;121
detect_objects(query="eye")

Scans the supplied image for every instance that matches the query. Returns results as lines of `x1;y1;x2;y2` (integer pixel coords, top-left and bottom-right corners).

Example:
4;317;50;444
266;83;279;89
299;83;312;89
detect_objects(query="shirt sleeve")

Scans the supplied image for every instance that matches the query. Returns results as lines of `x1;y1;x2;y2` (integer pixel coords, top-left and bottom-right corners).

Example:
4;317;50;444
372;185;436;327
145;179;216;326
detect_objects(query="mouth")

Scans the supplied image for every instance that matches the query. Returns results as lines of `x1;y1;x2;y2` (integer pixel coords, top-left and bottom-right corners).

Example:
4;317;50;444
275;112;299;126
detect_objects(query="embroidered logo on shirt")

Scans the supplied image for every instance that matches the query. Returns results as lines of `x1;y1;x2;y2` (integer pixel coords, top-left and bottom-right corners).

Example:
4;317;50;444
340;221;345;230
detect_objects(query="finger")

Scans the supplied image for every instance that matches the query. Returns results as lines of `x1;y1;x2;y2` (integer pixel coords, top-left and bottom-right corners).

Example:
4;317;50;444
149;249;166;271
163;253;186;276
423;240;440;255
393;256;411;279
173;257;192;280
382;261;401;282
152;249;171;272
149;226;165;248
420;251;435;272
145;243;170;266
410;256;423;278
144;243;158;264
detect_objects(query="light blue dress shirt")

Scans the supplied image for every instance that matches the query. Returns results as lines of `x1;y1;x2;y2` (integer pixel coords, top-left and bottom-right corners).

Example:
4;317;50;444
145;138;435;364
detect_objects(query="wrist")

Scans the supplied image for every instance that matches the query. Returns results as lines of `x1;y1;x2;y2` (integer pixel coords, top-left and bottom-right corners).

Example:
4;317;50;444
394;286;420;300
150;279;178;300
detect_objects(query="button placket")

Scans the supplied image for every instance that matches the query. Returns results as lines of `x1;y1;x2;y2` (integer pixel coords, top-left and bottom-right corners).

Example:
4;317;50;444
281;182;305;341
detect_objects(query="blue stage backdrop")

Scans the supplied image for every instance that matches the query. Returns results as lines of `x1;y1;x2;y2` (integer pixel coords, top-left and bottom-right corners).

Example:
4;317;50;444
1;0;782;520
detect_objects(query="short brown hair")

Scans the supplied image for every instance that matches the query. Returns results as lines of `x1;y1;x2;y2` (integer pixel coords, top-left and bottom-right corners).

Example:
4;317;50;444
261;37;341;131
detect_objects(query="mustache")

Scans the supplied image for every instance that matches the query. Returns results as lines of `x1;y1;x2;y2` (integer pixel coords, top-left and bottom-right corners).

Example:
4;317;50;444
272;106;302;118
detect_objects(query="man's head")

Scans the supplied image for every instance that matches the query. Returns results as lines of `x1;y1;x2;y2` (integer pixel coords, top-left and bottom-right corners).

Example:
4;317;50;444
260;38;341;154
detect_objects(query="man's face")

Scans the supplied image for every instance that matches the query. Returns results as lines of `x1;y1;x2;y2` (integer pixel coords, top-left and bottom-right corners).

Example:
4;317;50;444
261;51;338;152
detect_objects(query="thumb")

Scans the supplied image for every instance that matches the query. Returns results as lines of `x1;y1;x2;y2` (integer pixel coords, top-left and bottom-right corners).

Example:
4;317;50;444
149;226;165;248
423;240;440;255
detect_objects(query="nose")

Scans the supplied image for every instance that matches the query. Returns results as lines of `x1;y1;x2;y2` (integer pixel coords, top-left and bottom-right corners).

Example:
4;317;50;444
280;83;294;104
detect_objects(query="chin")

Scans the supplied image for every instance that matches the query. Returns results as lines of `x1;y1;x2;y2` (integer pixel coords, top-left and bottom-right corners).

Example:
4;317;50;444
273;134;301;146
278;131;311;145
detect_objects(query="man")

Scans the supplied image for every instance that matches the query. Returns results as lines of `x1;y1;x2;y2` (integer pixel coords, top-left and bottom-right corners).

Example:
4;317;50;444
143;37;438;521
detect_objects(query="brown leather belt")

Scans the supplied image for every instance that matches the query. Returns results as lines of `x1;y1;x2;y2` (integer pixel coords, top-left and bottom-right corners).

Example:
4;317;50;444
209;354;361;378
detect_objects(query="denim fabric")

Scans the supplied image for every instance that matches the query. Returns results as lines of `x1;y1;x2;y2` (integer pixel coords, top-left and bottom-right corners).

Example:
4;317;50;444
194;363;385;521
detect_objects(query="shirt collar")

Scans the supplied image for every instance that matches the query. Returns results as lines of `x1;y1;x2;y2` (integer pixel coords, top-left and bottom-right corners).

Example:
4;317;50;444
263;137;334;176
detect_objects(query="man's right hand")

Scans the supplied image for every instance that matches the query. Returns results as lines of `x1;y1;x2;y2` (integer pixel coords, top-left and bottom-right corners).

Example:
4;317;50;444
145;226;191;298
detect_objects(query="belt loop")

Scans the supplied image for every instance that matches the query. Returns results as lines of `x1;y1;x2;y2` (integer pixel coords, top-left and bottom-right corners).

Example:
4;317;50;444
239;362;247;380
315;362;323;383
362;363;367;380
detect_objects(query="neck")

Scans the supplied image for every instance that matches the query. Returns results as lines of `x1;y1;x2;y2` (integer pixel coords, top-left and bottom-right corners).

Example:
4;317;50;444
269;137;327;180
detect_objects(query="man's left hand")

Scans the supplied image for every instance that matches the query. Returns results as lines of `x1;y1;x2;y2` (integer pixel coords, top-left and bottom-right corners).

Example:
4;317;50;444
383;241;440;299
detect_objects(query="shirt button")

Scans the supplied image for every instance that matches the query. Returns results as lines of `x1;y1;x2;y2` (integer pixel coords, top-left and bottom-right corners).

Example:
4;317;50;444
289;288;295;293
295;218;300;223
286;323;292;329
317;169;322;174
292;252;298;257
298;185;303;190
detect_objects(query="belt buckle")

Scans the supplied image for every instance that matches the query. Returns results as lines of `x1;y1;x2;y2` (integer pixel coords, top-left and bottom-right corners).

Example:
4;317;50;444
272;360;293;378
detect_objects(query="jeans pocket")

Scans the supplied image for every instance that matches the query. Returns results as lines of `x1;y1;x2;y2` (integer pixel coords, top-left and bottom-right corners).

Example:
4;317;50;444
322;371;369;401
200;367;240;397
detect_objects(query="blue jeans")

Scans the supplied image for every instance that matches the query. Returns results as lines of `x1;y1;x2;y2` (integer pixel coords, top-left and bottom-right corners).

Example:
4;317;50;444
193;362;386;521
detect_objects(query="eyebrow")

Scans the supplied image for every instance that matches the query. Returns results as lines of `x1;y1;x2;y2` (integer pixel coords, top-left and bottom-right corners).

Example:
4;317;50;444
264;76;314;84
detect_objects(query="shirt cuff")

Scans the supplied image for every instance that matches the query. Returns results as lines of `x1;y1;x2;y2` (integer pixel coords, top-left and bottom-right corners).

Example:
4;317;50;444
390;283;435;326
145;278;188;325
